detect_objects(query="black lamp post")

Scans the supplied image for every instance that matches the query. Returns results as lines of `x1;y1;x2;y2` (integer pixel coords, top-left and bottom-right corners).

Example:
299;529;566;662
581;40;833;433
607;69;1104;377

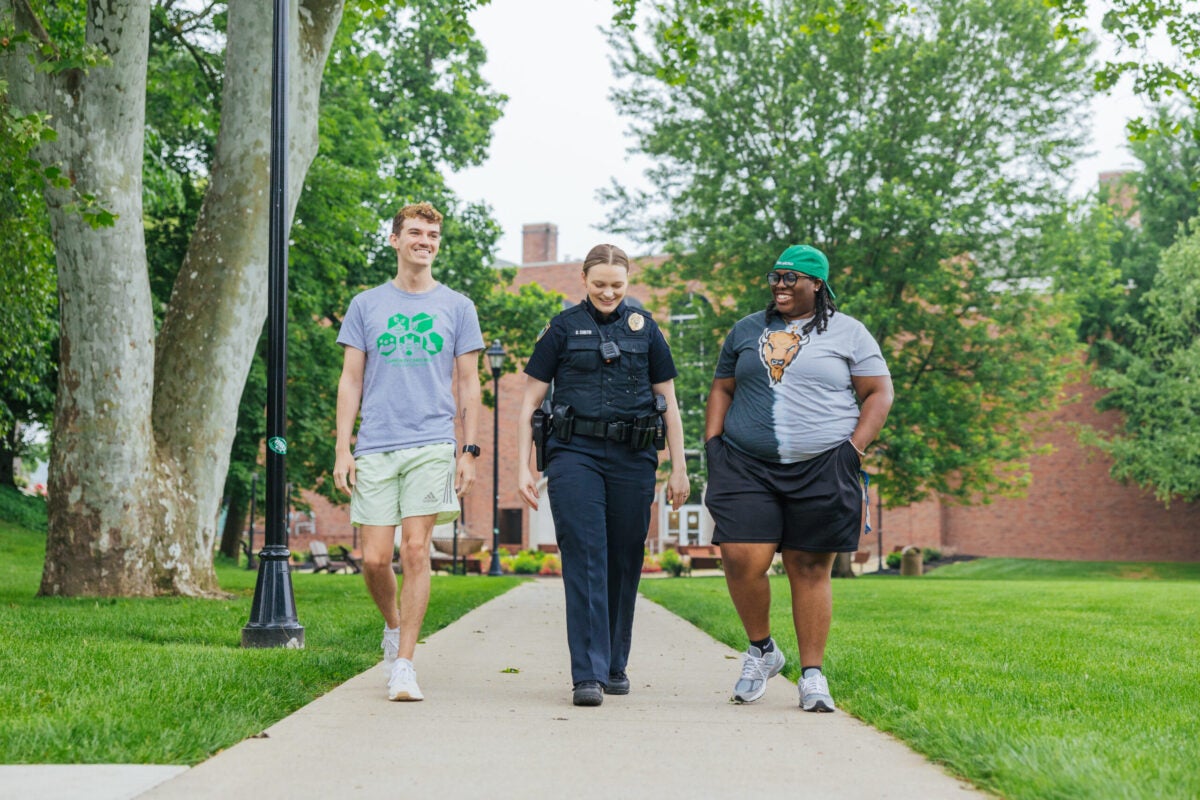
485;339;506;577
242;0;303;648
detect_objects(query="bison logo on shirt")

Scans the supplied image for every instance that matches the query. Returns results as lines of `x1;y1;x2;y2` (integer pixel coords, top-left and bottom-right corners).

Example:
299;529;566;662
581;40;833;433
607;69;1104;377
758;329;808;385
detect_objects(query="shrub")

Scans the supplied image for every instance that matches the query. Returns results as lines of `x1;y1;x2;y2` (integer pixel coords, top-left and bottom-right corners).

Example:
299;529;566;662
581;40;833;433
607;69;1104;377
538;554;561;575
0;485;48;531
511;551;541;574
923;547;943;563
642;552;662;573
658;548;684;577
771;558;786;576
886;551;903;570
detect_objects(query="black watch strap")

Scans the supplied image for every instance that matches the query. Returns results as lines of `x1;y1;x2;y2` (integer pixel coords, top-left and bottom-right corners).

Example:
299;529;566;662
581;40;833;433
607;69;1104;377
462;444;481;457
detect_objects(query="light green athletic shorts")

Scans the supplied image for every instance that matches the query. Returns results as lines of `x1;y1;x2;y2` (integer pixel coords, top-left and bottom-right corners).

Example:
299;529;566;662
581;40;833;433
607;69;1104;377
350;443;460;527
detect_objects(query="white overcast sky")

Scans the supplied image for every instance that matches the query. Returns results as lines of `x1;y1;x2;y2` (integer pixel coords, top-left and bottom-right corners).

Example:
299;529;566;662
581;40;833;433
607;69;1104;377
447;0;1149;266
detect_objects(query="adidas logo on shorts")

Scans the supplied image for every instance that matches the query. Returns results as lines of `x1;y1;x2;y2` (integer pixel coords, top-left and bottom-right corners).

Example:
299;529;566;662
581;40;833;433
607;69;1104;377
423;492;438;504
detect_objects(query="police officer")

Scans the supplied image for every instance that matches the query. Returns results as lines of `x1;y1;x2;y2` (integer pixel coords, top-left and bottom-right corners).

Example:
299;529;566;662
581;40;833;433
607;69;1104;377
517;243;689;707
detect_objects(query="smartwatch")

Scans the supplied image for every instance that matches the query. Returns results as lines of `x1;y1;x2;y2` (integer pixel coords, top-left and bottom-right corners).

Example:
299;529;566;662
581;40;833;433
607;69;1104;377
461;444;481;457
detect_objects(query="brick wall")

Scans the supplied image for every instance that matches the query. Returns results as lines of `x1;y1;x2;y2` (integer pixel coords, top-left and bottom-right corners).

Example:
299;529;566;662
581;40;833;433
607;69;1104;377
883;378;1199;561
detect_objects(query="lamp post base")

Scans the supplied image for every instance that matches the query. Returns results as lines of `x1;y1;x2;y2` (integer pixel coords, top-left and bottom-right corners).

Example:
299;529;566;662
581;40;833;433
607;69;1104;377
241;546;305;648
241;624;305;649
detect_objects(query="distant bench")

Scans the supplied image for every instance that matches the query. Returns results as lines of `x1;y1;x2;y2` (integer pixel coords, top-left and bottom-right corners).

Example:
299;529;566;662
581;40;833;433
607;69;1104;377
677;544;722;570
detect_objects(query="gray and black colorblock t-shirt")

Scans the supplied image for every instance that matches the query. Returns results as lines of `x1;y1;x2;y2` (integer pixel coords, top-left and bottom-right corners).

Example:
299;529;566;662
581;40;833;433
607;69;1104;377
714;310;889;463
337;282;484;457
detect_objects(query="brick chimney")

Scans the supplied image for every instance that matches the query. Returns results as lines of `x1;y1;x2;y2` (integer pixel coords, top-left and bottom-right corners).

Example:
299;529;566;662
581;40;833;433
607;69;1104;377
522;223;558;264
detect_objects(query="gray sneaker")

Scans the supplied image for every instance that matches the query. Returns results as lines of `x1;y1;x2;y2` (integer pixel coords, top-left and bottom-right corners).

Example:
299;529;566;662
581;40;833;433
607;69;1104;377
732;645;786;703
798;672;836;712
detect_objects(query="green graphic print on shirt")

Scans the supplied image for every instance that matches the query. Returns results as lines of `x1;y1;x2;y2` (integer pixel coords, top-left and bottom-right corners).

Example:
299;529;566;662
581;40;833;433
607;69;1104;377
376;311;444;364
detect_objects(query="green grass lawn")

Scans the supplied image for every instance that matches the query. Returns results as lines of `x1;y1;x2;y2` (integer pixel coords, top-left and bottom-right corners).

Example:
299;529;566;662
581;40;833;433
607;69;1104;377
639;559;1200;800
0;517;521;765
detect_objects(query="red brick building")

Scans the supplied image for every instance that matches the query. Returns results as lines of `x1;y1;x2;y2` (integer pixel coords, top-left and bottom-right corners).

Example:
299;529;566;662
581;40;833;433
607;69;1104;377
880;377;1198;561
302;222;1199;563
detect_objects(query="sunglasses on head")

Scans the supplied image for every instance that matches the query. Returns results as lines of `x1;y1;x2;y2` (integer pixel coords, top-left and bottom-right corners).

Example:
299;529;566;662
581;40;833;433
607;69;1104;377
766;271;810;287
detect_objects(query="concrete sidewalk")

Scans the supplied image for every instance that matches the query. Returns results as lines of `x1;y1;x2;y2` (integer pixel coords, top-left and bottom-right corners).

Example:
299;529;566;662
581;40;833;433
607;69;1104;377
129;578;982;800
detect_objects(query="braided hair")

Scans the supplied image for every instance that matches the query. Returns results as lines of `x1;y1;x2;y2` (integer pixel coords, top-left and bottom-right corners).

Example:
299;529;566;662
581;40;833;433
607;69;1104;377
765;283;837;336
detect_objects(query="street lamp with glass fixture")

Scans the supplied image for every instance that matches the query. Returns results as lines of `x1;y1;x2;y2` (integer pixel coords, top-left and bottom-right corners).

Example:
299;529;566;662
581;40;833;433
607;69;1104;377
485;340;506;576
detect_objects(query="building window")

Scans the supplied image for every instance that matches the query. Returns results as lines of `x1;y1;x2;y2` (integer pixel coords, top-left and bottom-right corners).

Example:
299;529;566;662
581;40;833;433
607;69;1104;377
499;508;523;546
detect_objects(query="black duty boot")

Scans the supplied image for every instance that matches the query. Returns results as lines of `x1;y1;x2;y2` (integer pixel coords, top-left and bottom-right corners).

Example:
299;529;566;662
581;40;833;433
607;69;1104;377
604;671;631;695
572;680;604;706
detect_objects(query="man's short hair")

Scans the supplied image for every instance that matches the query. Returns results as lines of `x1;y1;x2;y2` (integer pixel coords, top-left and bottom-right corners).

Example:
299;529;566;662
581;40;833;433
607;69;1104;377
392;202;444;235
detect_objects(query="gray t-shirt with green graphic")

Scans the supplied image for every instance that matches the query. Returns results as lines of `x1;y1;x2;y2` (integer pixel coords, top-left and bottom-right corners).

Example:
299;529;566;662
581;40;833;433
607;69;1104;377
337;281;484;457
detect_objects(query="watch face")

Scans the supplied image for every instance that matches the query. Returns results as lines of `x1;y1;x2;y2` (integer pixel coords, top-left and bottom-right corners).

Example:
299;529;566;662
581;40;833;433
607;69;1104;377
463;445;480;456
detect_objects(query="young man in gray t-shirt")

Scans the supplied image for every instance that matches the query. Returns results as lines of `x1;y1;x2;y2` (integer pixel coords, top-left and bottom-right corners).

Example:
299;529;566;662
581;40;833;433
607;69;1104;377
334;202;484;702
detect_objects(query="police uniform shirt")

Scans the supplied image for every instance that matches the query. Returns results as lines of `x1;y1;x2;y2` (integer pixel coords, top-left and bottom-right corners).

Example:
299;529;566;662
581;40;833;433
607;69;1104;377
525;298;677;410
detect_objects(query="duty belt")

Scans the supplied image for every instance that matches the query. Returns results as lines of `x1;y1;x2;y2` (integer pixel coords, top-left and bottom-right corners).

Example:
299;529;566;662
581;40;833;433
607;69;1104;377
573;417;634;443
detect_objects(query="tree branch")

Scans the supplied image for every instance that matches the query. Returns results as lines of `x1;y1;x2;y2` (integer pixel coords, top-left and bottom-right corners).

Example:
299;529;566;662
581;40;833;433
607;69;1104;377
163;18;220;97
13;0;59;60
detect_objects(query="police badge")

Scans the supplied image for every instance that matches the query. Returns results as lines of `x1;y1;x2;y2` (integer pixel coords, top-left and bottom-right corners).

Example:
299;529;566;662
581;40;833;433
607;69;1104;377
628;313;645;332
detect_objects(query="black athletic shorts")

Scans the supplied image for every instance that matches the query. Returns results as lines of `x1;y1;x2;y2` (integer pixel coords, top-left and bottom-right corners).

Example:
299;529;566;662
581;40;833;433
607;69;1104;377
704;436;864;553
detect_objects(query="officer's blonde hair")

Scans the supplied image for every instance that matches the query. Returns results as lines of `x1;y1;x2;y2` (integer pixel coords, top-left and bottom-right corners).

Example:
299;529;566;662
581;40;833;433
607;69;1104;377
582;243;629;274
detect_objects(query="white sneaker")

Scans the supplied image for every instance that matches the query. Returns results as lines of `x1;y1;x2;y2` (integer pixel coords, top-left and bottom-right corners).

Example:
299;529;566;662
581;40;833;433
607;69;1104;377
381;626;400;672
387;658;424;701
799;671;836;712
732;645;786;703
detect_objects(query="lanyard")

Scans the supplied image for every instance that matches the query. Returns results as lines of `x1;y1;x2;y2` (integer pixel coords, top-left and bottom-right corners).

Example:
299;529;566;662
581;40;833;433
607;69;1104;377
860;470;871;534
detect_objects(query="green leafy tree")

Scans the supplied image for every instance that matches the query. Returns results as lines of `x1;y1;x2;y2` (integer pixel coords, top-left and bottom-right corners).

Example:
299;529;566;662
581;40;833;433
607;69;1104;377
1048;0;1200;140
1063;109;1200;503
1073;108;1200;358
1024;201;1124;348
0;40;58;487
1086;220;1200;503
607;0;1095;505
142;4;220;326
1127;109;1200;249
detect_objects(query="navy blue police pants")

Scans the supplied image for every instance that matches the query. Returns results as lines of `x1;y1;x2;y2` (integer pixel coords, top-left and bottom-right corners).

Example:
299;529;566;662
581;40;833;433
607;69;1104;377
545;436;657;686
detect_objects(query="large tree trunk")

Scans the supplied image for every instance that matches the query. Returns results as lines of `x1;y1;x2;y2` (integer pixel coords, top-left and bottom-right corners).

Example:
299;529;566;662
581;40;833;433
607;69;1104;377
8;0;165;596
3;0;344;596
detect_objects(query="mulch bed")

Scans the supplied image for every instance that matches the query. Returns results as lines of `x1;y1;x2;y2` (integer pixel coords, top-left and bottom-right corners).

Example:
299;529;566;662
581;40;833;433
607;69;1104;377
870;553;980;576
